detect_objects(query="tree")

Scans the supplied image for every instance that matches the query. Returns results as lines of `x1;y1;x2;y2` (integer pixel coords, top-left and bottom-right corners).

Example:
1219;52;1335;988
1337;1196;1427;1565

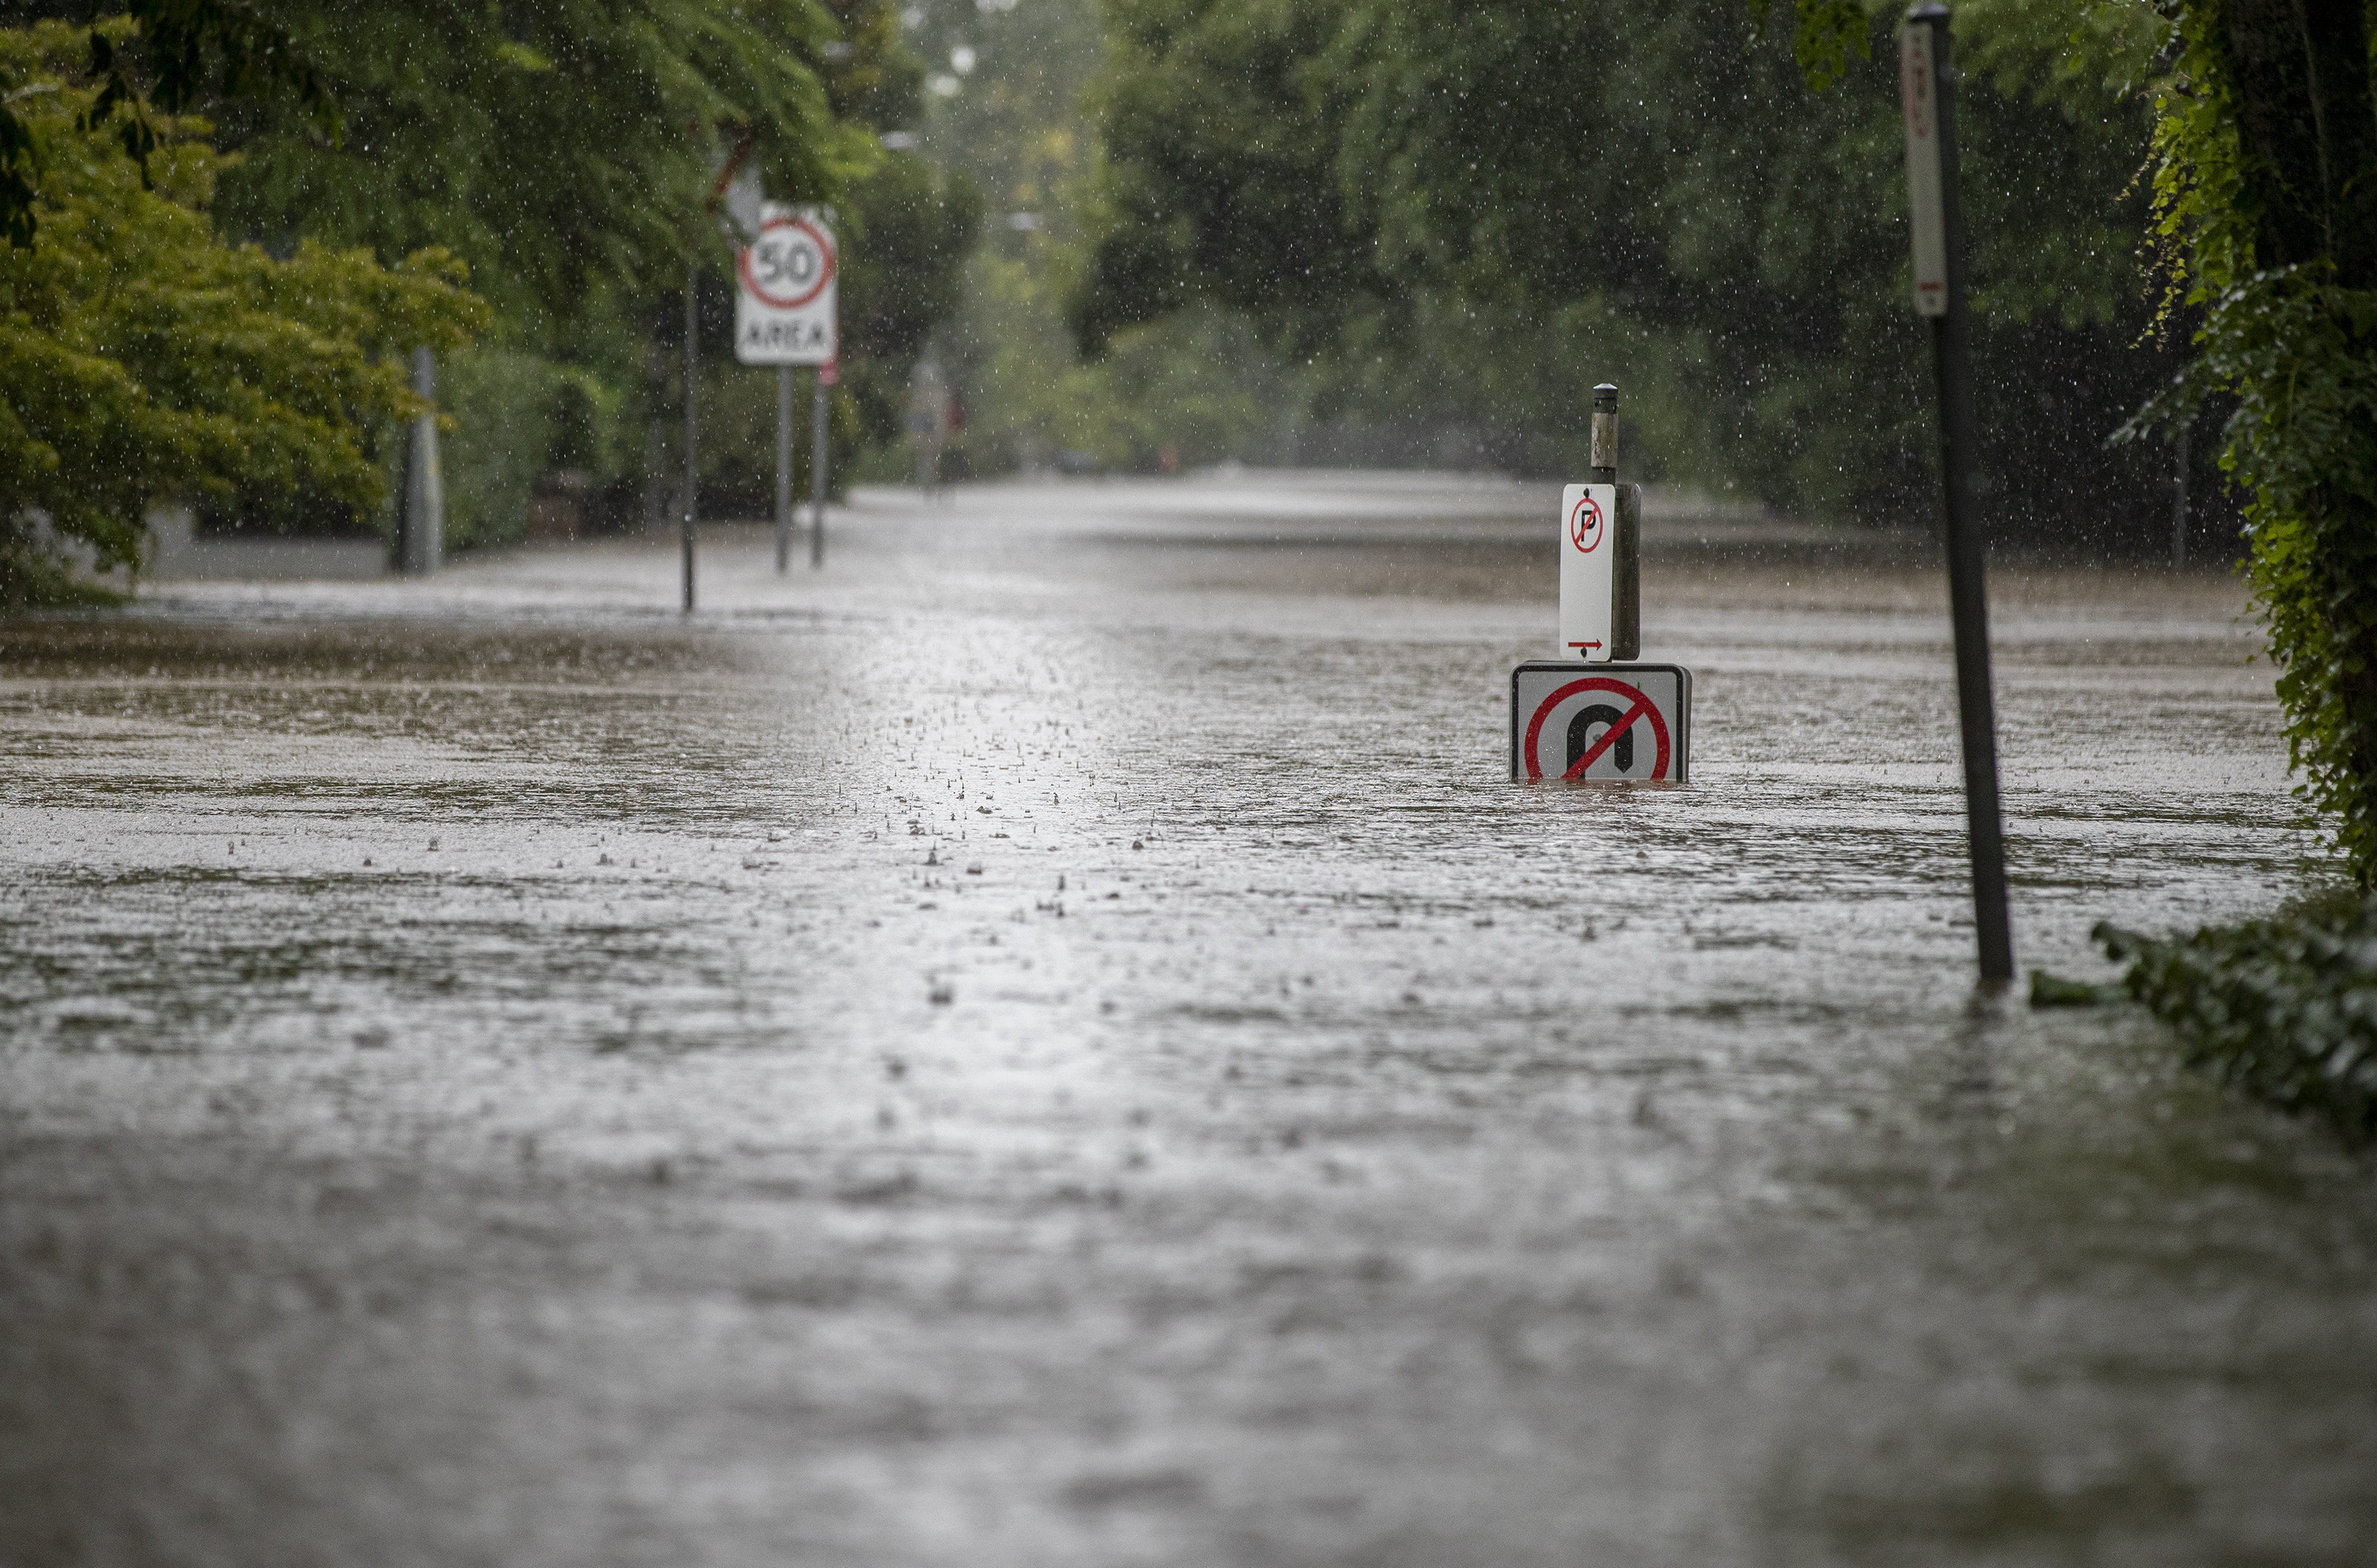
2144;0;2377;880
1071;0;2184;537
0;18;485;602
201;0;872;328
57;0;978;537
0;0;336;250
1778;0;2377;881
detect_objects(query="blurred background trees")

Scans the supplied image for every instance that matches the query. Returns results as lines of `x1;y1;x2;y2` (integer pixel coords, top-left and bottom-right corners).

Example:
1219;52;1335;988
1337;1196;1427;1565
0;15;483;602
1061;0;2193;545
0;0;2309;567
1;0;978;573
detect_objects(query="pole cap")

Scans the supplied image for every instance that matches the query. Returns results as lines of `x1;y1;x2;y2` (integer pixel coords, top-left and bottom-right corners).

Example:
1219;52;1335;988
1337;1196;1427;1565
1906;1;1947;20
1593;383;1619;411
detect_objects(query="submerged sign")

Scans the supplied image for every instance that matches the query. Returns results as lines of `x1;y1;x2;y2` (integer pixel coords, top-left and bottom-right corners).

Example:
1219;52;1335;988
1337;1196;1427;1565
1510;663;1691;782
735;206;837;365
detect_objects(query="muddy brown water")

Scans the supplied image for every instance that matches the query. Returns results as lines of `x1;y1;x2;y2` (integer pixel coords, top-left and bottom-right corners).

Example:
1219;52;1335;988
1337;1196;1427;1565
3;475;2371;1567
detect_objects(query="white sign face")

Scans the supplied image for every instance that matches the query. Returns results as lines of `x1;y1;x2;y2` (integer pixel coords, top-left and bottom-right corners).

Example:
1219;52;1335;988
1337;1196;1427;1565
735;206;838;365
1901;26;1947;317
1511;662;1691;782
1559;482;1617;660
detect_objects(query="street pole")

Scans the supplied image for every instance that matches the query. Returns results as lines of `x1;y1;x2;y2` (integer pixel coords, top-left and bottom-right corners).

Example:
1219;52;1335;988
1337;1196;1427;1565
775;364;793;573
2173;423;2191;570
1904;1;2013;983
683;265;698;614
399;348;443;576
810;366;829;568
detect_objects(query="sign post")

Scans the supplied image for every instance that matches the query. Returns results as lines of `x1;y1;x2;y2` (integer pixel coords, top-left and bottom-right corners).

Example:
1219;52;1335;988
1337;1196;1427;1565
813;358;835;567
734;204;838;570
775;364;793;572
1515;381;1681;780
683;265;698;614
1903;1;2012;982
1558;384;1640;661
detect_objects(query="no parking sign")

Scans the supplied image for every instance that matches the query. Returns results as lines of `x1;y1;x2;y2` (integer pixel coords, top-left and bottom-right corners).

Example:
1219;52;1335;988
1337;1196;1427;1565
1510;663;1691;782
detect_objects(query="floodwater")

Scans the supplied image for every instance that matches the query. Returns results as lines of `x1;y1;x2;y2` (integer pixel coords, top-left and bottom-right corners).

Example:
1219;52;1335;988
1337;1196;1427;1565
3;472;2372;1567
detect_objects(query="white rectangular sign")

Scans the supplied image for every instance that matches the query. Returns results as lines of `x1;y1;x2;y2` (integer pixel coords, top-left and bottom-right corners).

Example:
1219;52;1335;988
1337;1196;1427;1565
1901;26;1947;317
735;204;838;365
1559;482;1617;660
1510;661;1691;782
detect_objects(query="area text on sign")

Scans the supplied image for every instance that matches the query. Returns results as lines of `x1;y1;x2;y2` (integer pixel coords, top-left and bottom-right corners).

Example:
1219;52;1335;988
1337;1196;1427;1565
735;206;838;366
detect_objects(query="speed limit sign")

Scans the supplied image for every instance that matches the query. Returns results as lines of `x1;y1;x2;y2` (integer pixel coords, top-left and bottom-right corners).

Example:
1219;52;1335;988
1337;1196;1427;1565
735;205;837;365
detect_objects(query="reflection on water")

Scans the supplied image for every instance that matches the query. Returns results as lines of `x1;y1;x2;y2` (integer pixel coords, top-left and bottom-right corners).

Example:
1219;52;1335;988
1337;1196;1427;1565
0;481;2368;1565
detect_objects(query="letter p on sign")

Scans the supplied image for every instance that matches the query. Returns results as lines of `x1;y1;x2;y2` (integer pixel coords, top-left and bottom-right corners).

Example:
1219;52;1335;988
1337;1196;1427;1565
1560;483;1616;660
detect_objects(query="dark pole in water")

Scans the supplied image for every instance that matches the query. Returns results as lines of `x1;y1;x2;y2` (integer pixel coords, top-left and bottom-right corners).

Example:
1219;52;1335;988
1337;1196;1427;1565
683;265;698;614
1904;1;2012;982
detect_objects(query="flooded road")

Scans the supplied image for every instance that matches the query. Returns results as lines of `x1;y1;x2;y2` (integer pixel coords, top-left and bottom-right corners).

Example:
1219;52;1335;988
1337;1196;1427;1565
4;472;2372;1566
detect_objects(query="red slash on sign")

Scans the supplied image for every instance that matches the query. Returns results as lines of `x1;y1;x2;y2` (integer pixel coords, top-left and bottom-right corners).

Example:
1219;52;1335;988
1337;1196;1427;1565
1521;676;1673;781
1568;492;1605;553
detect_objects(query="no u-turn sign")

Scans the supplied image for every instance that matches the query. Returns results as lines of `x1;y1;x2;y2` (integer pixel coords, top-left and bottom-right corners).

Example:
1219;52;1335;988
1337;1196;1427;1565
1510;662;1692;781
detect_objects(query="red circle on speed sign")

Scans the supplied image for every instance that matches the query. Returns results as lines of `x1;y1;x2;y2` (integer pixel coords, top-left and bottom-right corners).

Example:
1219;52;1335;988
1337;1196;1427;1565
738;215;836;309
1569;492;1605;553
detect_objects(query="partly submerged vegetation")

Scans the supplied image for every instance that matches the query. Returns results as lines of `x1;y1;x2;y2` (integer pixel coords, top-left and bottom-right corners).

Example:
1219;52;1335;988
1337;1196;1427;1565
2095;891;2377;1143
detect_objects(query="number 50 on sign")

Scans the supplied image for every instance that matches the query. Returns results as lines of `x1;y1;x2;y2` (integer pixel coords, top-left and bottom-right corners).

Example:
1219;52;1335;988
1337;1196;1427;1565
736;205;837;366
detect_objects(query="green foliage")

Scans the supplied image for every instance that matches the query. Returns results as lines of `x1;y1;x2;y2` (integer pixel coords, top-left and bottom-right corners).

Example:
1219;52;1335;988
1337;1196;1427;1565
146;0;971;540
1766;0;1867;93
436;348;607;550
953;248;1278;472
859;0;1279;477
0;0;337;248
836;147;983;455
1073;0;2180;532
2098;890;2377;1141
1077;0;1376;357
208;0;871;325
78;0;338;180
2127;0;2377;880
0;19;484;600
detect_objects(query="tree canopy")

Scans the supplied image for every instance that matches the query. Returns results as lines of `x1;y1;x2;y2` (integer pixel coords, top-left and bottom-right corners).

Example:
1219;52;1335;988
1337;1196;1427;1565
1072;0;2183;538
201;0;873;326
0;18;484;600
2;0;982;570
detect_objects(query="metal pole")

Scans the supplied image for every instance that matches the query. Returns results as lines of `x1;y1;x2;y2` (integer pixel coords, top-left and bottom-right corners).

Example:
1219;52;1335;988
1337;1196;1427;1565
2173;422;2191;570
810;368;828;568
1589;383;1618;485
683;265;698;614
775;364;793;573
1909;2;2013;983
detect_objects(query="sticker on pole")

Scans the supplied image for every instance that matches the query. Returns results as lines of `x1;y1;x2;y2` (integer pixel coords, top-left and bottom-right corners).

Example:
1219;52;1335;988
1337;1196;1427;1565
1510;662;1691;782
1560;483;1616;661
1901;24;1947;317
736;204;837;365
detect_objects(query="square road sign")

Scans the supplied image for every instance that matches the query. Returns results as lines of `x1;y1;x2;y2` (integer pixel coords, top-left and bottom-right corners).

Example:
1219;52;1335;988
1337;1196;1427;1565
1511;662;1691;782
